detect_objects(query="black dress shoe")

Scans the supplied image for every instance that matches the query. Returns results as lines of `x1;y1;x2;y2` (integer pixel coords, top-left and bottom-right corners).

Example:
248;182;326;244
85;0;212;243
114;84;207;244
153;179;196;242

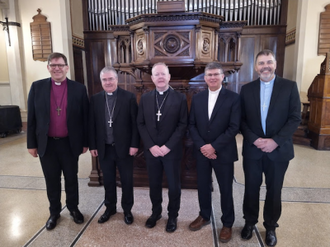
166;217;177;233
124;212;134;225
241;224;254;240
145;214;162;228
45;214;60;230
265;230;277;246
70;209;84;224
98;209;116;224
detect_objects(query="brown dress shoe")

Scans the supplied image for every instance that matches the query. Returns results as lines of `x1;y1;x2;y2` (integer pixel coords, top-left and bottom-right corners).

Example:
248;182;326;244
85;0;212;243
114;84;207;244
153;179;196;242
189;215;210;231
219;226;232;243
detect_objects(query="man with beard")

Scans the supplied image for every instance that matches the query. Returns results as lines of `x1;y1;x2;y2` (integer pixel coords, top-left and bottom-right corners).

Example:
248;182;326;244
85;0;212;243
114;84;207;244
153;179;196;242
239;49;301;246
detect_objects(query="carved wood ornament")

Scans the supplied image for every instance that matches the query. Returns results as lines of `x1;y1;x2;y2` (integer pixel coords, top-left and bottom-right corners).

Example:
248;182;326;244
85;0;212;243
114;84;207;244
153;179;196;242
30;9;52;61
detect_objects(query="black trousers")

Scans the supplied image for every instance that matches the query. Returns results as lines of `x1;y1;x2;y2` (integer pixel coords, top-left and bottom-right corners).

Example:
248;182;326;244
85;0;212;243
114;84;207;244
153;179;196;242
196;152;235;227
99;144;134;213
146;157;181;218
39;137;79;215
243;154;289;230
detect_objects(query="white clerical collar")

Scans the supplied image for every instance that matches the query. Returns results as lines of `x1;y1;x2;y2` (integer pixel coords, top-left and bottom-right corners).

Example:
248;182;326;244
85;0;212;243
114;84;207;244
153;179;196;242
54;82;61;86
157;88;169;95
107;92;113;95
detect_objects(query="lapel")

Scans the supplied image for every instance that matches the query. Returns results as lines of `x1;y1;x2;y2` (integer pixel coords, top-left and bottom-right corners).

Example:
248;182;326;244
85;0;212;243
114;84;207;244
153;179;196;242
98;91;106;124
113;87;122;120
66;79;73;118
209;88;226;122
146;90;157;129
199;90;209;123
268;76;281;115
160;88;174;121
252;80;261;121
45;78;51;117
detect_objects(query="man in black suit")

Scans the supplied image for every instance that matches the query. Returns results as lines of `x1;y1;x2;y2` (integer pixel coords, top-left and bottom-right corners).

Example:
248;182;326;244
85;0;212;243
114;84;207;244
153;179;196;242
240;49;301;246
89;67;139;225
188;62;240;243
137;62;188;233
27;52;89;230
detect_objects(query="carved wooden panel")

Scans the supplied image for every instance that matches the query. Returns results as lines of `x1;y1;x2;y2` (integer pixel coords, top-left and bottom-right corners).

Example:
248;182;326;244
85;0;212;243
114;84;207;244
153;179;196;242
30;9;52;62
308;53;330;150
318;4;330;55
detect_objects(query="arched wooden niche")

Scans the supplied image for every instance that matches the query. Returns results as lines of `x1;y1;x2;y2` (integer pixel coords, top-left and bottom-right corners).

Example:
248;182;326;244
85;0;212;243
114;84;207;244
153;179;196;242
30;9;53;61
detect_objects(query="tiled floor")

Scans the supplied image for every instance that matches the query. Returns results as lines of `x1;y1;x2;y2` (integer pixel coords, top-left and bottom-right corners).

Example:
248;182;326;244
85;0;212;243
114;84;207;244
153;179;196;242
0;132;329;247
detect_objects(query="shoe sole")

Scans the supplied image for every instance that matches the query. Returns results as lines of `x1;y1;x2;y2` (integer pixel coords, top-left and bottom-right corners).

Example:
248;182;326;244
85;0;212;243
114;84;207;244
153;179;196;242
219;237;231;243
189;220;210;231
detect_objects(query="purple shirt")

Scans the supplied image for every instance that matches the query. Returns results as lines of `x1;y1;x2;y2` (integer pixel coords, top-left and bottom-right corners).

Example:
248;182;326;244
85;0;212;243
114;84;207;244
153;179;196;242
48;78;68;137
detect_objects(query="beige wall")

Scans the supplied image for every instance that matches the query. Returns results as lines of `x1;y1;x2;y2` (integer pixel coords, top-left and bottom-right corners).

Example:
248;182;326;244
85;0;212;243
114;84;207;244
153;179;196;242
18;0;73;96
283;0;298;82
294;0;330;102
0;9;11;105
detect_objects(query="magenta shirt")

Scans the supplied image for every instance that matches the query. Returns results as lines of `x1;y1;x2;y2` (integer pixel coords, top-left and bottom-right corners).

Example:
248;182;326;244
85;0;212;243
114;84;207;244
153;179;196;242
48;78;68;137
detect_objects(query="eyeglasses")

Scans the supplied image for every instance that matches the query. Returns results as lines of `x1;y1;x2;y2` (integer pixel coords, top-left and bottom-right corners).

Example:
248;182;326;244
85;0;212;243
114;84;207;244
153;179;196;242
49;64;67;68
205;73;222;77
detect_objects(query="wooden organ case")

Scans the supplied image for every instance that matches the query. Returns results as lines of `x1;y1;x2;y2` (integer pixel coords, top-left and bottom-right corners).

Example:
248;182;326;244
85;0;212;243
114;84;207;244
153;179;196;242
85;3;245;188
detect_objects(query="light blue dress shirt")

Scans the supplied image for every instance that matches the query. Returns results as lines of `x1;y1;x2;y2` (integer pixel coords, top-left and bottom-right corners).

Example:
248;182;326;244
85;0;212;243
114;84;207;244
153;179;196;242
260;76;275;134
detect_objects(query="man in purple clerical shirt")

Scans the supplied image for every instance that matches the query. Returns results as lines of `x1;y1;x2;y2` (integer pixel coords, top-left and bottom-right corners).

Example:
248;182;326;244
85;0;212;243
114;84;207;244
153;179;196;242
27;52;89;230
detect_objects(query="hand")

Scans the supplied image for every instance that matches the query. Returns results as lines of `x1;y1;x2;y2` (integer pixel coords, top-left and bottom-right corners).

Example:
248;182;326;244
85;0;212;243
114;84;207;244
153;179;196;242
90;149;98;157
200;144;217;159
149;145;163;157
28;148;38;157
159;145;170;156
82;147;88;154
129;147;138;156
254;138;278;153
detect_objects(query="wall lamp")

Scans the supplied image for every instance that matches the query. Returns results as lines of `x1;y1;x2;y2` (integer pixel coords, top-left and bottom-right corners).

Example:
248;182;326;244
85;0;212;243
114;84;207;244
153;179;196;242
0;17;21;46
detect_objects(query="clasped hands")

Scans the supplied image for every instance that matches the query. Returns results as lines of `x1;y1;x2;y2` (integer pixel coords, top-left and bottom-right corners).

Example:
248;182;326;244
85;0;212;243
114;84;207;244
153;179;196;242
149;145;170;157
200;144;217;160
253;138;278;153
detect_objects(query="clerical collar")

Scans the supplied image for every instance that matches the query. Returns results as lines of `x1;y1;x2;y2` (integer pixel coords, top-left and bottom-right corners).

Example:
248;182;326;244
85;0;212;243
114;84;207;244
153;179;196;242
157;88;169;95
106;89;117;96
52;78;67;86
208;86;222;94
260;75;276;85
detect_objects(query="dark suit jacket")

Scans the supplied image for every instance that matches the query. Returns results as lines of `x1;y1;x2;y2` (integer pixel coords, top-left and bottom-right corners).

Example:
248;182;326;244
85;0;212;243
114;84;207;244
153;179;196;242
137;88;188;160
89;87;140;159
240;76;301;162
189;88;241;163
27;78;89;157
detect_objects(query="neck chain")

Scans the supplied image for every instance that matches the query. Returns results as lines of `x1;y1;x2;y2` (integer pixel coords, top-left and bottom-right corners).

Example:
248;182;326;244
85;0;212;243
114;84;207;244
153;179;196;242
155;91;169;121
51;83;67;116
105;93;116;127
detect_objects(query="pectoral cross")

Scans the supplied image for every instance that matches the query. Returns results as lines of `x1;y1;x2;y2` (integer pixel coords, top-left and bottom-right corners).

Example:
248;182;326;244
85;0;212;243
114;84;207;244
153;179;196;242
108;118;113;127
56;107;61;116
156;110;162;121
262;102;267;111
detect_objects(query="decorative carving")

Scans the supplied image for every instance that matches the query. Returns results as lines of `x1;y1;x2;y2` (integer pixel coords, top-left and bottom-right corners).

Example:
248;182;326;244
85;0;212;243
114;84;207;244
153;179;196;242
163;34;181;54
155;32;167;40
136;38;144;55
30;9;52;61
177;48;190;56
202;38;210;54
